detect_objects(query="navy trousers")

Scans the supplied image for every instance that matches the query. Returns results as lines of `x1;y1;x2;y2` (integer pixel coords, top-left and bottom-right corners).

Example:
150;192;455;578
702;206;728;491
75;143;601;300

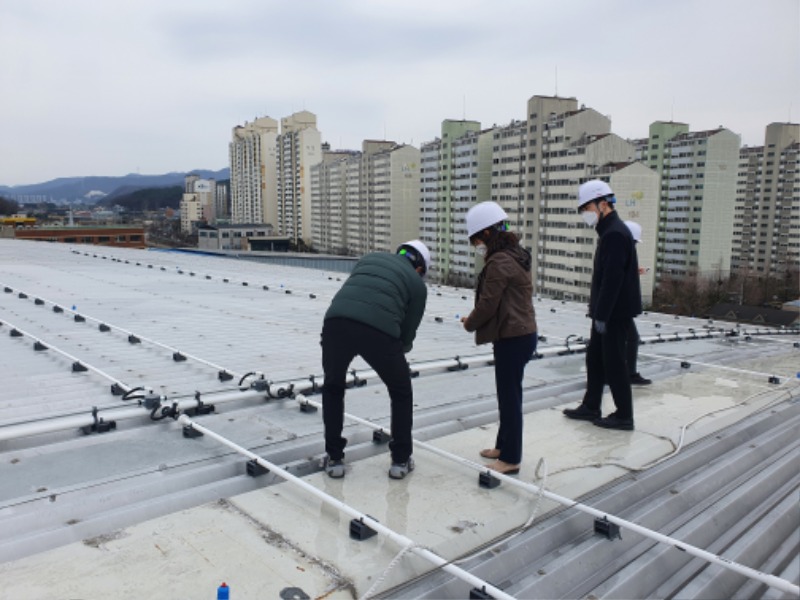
582;319;634;420
321;317;413;463
492;333;537;464
626;319;640;375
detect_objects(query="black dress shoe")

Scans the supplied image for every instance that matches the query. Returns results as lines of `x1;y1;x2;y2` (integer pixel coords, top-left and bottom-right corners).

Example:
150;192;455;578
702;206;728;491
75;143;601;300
630;372;652;385
593;413;634;431
563;405;601;421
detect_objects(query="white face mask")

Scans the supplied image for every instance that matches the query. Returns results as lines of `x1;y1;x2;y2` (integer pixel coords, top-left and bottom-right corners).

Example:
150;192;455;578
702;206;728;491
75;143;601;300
581;211;598;228
474;243;487;257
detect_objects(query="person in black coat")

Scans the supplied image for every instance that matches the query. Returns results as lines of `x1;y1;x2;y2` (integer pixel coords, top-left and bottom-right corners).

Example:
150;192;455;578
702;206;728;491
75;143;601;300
563;180;642;430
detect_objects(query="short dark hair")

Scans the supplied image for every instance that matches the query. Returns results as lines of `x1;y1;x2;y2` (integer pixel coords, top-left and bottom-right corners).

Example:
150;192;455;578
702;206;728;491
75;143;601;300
397;245;426;273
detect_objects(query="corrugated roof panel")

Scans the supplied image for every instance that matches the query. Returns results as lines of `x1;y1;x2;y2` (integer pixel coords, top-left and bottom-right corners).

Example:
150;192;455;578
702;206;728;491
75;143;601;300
0;239;797;598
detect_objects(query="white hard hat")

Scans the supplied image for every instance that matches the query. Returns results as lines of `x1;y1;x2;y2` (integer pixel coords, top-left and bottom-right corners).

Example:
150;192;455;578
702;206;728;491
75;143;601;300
397;239;431;274
577;180;614;211
624;220;642;243
466;201;509;238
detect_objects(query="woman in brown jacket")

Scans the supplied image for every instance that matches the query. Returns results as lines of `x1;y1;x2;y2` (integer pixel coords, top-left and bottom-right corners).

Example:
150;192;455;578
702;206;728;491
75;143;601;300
461;201;538;475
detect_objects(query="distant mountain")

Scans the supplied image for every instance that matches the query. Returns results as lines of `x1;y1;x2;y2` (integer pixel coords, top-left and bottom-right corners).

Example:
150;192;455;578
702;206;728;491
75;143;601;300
0;169;230;203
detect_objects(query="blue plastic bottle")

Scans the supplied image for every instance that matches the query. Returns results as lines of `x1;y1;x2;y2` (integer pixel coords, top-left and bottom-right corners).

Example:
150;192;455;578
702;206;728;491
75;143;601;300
217;582;230;599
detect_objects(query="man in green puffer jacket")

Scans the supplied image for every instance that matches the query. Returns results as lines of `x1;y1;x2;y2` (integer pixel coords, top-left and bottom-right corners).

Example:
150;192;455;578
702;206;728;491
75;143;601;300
321;240;429;480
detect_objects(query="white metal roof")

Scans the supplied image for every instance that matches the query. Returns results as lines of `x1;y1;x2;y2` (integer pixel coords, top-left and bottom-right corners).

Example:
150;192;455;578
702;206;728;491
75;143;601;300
0;239;797;599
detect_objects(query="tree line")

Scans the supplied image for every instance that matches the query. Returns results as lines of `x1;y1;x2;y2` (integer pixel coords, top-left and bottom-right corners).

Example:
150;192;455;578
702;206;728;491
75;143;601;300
652;269;799;316
0;196;20;215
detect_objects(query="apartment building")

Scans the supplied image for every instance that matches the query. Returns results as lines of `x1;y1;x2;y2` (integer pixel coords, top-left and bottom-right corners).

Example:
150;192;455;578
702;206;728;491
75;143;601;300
368;143;422;254
490;120;527;231
277;111;322;246
310;149;361;254
310;141;421;256
525;96;659;303
180;177;217;233
638;121;741;280
229;116;279;226
419;120;493;285
419;137;441;273
214;180;230;222
733;122;799;278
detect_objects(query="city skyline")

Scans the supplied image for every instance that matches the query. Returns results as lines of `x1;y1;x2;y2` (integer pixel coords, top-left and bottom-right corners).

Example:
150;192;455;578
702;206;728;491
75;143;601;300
1;0;798;186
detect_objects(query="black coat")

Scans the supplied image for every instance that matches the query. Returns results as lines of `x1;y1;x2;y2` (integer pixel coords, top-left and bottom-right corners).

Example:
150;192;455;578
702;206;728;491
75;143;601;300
588;210;642;322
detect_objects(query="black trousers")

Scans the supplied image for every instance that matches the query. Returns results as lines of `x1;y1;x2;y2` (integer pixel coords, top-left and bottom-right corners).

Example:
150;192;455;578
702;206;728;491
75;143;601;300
321;317;413;463
492;333;537;464
626;319;640;375
582;318;634;420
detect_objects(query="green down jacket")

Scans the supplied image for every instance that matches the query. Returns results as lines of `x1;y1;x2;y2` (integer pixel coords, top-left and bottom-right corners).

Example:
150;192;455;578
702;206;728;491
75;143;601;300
324;252;428;352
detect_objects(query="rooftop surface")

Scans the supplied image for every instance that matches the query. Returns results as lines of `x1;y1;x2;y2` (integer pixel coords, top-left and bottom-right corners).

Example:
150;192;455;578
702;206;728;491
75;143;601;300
0;239;798;599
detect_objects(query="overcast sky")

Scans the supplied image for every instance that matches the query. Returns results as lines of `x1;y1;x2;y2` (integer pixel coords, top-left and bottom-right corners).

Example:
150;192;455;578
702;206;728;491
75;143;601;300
1;0;798;186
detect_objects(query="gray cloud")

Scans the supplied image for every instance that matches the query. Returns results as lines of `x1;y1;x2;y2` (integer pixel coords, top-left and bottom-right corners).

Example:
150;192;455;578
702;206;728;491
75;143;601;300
0;0;797;185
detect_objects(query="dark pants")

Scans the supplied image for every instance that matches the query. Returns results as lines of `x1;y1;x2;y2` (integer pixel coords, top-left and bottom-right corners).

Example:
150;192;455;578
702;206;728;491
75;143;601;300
492;333;537;464
321;317;413;463
626;319;640;376
582;319;633;420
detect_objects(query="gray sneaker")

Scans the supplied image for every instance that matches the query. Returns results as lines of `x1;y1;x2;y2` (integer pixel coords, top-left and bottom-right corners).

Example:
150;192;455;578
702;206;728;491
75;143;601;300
324;457;345;479
388;457;415;479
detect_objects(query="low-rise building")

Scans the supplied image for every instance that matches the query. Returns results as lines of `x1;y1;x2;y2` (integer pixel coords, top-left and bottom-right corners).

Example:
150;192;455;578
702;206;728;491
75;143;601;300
197;224;277;251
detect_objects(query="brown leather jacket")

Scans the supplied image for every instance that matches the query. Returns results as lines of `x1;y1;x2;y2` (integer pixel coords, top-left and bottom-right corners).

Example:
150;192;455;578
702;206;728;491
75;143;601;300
463;247;538;345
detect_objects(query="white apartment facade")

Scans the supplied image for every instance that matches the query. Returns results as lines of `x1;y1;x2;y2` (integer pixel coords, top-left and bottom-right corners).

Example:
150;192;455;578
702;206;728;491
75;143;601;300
525;96;658;303
733;122;799;278
229;116;279;226
420;138;441;278
180;195;202;234
419;120;491;286
180;178;217;233
639;122;741;280
310;150;360;254
369;144;422;254
278;111;322;246
310;141;421;256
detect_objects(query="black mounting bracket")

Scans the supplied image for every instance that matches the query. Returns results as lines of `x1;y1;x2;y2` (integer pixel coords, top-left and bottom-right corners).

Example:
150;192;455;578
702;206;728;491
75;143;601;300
299;400;318;413
349;517;377;541
479;471;501;489
594;516;621;540
183;425;203;438
372;429;391;444
188;391;215;416
82;406;116;435
349;369;367;387
246;459;270;477
447;356;469;372
469;586;495;599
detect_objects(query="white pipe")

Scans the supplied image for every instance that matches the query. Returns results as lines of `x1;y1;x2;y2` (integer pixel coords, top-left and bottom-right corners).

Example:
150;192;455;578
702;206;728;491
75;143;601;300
0;328;786;442
639;351;793;380
293;394;800;596
0;284;241;379
2;323;124;386
0;389;266;442
176;415;515;600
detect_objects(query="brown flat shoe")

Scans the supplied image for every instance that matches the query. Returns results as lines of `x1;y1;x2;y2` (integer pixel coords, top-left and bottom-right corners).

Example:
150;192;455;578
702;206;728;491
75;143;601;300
479;448;501;459
486;460;520;475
